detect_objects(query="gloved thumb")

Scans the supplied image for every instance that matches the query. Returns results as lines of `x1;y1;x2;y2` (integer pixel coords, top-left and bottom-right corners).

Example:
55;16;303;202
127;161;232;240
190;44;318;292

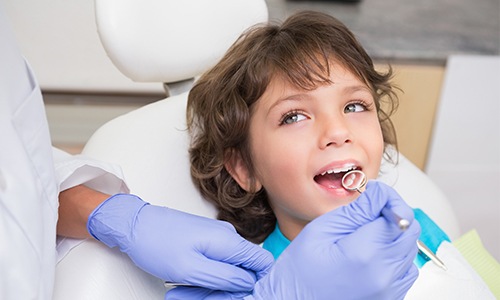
301;181;413;241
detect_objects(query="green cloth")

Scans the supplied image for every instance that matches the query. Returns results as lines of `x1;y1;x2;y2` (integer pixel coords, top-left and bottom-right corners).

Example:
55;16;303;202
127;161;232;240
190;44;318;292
453;230;500;299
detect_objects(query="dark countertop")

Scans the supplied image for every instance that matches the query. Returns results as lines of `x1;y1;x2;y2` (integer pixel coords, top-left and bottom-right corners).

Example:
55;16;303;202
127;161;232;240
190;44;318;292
266;0;500;64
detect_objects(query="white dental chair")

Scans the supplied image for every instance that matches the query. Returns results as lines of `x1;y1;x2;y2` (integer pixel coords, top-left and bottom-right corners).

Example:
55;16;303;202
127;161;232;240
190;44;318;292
54;1;460;299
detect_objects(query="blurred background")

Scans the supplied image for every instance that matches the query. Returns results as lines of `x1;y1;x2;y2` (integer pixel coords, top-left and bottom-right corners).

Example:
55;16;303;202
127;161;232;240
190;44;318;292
3;0;499;260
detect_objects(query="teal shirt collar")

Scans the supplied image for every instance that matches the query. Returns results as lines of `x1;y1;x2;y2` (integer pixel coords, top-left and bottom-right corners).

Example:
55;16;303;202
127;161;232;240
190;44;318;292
262;223;290;260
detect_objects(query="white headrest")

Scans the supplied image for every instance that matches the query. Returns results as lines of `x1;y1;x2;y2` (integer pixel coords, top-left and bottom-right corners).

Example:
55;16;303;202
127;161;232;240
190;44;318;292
95;0;268;83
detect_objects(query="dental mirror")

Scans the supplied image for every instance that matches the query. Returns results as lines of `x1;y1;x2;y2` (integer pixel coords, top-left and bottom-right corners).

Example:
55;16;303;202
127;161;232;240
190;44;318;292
341;170;367;193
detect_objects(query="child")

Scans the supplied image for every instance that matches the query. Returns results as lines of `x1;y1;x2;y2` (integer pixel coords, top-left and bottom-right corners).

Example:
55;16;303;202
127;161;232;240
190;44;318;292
187;10;496;299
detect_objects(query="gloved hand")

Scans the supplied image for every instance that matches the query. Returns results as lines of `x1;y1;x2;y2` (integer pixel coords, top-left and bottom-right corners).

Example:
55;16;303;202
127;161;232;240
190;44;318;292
165;181;420;300
87;194;273;292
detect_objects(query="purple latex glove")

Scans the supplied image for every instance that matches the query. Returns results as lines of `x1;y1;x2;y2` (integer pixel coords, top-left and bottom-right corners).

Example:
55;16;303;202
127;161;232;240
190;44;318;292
164;287;248;300
166;181;420;300
87;194;273;292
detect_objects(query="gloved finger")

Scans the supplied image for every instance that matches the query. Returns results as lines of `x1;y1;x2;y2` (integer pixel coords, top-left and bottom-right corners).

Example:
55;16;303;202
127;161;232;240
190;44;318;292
165;286;248;300
382;233;420;283
306;181;404;239
376;185;415;227
387;219;421;256
204;237;274;280
393;221;420;281
374;219;420;275
334;216;403;263
389;263;419;299
129;206;269;291
329;218;418;294
165;286;214;300
334;214;418;268
168;236;273;290
164;212;273;280
178;255;258;292
173;224;273;290
352;180;414;225
336;216;420;282
398;247;420;282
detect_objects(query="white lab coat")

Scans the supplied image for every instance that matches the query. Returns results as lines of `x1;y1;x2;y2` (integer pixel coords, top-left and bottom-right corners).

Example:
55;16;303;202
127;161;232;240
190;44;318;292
0;6;59;299
0;6;128;299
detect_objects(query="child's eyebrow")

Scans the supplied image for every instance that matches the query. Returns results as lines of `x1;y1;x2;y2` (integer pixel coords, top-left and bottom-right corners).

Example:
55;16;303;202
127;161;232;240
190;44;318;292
342;85;372;95
266;93;308;115
265;84;372;115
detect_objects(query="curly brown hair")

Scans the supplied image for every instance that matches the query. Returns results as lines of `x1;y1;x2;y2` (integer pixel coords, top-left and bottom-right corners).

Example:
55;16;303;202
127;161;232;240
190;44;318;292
187;11;399;244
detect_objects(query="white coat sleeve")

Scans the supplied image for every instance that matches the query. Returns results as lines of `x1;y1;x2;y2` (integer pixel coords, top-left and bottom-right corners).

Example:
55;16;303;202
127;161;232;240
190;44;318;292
52;147;130;195
53;147;131;261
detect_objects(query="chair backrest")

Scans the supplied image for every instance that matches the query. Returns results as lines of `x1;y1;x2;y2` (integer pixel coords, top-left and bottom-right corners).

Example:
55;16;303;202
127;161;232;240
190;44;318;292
54;1;268;299
95;0;268;84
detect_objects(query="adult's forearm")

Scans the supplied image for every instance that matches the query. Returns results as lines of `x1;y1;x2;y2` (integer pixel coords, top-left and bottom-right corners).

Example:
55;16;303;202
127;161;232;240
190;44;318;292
57;185;110;239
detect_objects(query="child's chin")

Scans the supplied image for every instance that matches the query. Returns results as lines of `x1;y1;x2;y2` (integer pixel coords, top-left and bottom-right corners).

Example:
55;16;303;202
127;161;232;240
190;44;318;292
320;199;355;215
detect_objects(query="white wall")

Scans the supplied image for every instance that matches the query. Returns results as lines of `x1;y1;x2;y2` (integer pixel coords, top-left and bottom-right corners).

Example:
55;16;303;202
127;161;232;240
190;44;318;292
3;0;163;94
426;55;500;261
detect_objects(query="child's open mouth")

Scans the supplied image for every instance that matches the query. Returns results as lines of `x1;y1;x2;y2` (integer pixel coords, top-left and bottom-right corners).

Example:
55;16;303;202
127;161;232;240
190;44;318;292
314;165;359;190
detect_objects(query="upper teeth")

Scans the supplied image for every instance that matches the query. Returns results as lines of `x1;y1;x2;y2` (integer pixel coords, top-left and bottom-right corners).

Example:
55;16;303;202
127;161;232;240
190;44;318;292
320;165;356;176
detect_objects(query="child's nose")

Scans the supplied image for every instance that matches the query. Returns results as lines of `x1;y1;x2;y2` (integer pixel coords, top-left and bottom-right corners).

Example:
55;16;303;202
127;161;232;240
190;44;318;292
318;116;352;149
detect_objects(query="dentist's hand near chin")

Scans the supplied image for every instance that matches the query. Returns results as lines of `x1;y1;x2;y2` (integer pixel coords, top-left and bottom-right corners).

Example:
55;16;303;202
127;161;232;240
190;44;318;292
165;181;421;300
86;193;274;293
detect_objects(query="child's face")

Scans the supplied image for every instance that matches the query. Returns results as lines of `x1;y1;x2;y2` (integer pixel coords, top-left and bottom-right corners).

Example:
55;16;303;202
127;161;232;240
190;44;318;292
231;63;384;240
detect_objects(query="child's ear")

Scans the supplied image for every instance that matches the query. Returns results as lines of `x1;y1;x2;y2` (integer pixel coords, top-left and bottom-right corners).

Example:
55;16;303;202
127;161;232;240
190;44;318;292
225;149;262;192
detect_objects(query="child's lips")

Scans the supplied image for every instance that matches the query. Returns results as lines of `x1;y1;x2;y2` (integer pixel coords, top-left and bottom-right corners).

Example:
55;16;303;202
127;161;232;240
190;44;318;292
314;174;356;204
313;163;362;190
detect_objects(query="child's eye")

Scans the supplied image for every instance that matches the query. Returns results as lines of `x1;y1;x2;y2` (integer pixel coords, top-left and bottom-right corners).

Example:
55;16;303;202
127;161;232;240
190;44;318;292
280;111;307;125
344;102;368;113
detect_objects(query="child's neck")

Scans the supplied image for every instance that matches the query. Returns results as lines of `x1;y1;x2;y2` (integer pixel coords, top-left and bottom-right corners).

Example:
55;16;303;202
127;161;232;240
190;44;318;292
277;218;308;241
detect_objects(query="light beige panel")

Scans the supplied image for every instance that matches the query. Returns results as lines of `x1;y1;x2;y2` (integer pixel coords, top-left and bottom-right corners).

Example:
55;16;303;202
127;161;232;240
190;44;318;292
376;64;445;170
